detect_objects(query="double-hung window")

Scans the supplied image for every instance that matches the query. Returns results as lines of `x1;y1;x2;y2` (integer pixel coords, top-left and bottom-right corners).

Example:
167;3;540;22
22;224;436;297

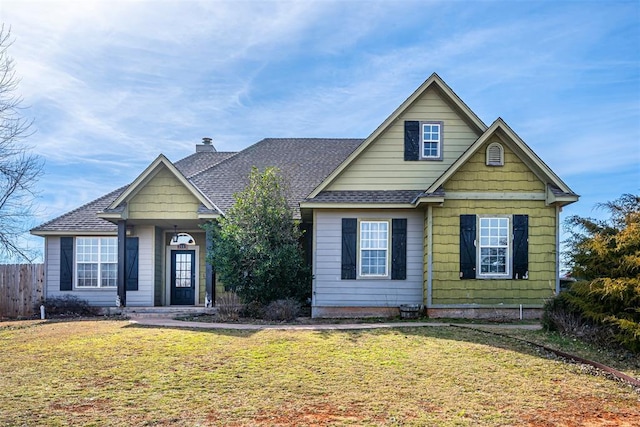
76;237;117;287
460;214;528;280
421;121;442;159
359;220;389;277
478;217;510;277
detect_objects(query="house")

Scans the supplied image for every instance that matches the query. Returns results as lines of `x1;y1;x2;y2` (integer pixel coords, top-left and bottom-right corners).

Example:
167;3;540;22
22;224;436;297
31;73;578;319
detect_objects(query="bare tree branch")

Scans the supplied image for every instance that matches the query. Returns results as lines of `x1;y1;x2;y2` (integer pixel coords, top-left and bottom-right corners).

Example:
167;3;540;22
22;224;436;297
0;24;43;262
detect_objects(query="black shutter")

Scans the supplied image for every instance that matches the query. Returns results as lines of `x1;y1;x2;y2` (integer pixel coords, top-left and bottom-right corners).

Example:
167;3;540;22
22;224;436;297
391;219;407;280
341;218;357;280
60;237;73;291
126;237;139;291
404;121;420;161
460;215;476;279
512;215;529;279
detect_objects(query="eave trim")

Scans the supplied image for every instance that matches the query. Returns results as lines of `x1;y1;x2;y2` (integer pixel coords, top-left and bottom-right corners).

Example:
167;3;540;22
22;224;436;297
299;202;416;209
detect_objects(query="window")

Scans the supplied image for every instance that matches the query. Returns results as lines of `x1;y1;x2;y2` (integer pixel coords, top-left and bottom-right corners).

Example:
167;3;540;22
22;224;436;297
478;217;510;277
460;214;528;280
76;237;117;287
421;122;443;159
486;142;504;166
359;220;389;276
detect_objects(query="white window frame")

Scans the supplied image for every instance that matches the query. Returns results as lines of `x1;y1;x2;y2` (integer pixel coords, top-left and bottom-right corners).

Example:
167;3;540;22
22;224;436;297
420;121;443;160
75;237;118;288
477;216;511;278
358;220;390;277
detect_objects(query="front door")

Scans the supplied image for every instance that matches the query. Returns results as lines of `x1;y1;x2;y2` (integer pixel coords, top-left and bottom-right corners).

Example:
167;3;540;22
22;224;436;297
171;250;196;305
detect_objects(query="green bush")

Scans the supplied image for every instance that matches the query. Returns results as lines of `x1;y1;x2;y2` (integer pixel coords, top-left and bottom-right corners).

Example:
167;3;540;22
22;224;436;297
203;167;311;306
552;194;640;354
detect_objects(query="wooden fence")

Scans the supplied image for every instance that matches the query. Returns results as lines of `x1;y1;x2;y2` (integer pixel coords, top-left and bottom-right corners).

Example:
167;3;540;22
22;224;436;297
0;264;44;319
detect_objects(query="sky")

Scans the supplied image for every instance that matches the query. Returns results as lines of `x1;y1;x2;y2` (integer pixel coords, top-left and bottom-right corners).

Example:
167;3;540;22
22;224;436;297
0;0;638;261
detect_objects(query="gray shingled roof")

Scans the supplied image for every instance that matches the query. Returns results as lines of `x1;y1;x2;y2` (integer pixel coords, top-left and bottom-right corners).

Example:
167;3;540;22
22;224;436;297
190;138;363;219
32;139;362;232
173;151;237;178
307;190;423;204
32;186;126;233
31;150;237;234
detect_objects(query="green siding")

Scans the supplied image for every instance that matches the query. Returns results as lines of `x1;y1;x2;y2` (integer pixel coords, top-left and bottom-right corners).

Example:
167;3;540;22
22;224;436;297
427;143;556;306
327;87;481;191
193;232;206;305
446;142;545;193
129;167;201;219
429;201;556;306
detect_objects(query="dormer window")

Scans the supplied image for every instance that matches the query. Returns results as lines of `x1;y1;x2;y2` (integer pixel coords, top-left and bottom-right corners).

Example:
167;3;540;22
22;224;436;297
486;142;504;166
421;121;443;160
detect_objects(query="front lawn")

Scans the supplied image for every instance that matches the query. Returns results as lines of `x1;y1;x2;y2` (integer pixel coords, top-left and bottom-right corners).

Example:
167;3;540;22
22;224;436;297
0;320;638;426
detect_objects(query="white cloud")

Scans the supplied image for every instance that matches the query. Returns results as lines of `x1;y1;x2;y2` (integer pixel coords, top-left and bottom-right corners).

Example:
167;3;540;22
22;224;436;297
0;0;635;260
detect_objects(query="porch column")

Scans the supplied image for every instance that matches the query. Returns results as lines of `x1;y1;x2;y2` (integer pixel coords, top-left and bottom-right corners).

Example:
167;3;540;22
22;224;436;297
117;219;127;307
205;228;214;306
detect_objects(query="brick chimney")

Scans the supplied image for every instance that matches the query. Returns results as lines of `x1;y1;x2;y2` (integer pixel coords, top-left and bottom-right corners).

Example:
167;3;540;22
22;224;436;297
196;137;216;153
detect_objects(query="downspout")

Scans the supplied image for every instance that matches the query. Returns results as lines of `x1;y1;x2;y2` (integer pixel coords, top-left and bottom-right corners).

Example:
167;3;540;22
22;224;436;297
555;205;561;295
427;205;433;308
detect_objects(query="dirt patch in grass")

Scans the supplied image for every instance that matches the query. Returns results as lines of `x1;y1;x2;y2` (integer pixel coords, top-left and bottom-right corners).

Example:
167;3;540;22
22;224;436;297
523;395;640;426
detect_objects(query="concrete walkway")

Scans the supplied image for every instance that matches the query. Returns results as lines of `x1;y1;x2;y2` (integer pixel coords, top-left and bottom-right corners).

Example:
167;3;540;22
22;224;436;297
130;317;542;331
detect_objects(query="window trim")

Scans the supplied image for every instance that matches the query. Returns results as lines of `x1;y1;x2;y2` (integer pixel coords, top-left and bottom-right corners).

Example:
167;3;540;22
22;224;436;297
358;219;391;278
75;237;118;288
476;215;511;279
420;121;444;160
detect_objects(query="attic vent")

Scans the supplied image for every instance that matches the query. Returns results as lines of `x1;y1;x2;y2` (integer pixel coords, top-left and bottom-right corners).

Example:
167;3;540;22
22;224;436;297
486;142;504;166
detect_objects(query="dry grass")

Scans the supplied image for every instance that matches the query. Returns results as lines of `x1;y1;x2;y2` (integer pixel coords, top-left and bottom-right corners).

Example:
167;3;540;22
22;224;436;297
0;319;638;426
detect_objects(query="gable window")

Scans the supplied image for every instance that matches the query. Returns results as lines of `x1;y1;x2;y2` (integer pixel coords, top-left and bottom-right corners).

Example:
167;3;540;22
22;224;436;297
422;123;440;158
359;220;389;276
76;237;117;287
421;121;443;160
404;120;444;161
478;217;510;277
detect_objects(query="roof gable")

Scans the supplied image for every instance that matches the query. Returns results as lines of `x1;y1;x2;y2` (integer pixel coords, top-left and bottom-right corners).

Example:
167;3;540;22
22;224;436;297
425;118;578;202
104;155;220;216
308;73;488;197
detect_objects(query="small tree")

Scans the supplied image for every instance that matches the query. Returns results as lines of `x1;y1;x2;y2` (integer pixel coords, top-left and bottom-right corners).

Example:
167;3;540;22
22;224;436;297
0;25;43;261
203;167;311;306
545;194;640;352
564;193;640;281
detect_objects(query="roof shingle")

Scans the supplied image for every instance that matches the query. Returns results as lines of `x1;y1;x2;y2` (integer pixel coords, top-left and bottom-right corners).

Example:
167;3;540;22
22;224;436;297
32;139;363;232
306;190;423;204
190;138;363;218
